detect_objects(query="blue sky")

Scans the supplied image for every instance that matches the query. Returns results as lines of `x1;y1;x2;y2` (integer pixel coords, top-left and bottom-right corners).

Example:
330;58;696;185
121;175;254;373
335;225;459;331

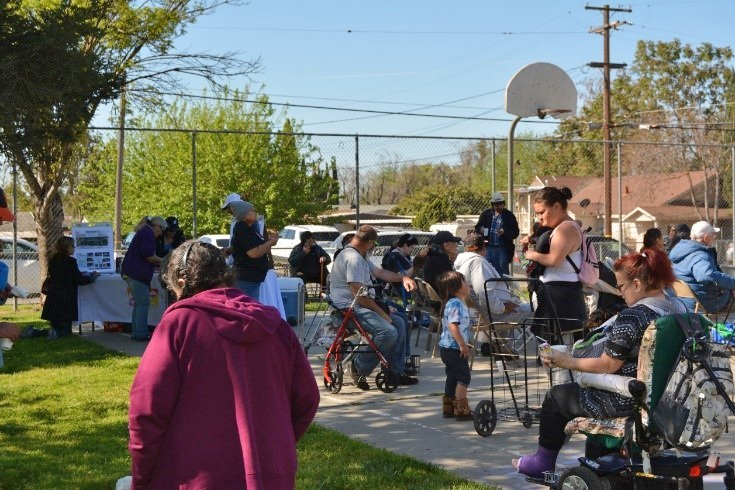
98;0;735;139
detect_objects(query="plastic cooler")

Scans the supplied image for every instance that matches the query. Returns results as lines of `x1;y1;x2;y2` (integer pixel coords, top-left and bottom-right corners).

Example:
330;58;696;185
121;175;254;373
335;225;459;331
277;277;305;328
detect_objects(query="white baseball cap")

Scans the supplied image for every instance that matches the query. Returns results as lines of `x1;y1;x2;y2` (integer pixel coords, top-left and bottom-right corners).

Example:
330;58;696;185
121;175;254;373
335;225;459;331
221;192;242;210
691;220;720;238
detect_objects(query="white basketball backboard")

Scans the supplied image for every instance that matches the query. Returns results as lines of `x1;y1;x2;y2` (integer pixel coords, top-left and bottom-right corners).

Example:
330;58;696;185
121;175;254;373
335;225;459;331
505;62;577;119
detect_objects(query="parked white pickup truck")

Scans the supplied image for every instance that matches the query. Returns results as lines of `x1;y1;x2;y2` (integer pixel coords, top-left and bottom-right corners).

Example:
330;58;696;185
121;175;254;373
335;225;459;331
270;225;340;259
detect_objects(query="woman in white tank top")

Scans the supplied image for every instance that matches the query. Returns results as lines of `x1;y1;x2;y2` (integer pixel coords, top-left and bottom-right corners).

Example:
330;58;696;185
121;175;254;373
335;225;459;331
522;186;587;342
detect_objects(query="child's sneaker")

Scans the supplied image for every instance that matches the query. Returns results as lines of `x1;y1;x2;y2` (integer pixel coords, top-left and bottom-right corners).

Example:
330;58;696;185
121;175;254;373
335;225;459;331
9;285;29;298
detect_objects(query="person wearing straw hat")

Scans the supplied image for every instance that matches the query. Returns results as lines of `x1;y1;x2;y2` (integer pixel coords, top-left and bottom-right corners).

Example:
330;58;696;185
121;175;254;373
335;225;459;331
474;192;519;277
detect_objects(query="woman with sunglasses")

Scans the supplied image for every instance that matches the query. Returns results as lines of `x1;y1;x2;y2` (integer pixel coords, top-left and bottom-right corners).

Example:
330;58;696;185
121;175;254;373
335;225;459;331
513;248;686;479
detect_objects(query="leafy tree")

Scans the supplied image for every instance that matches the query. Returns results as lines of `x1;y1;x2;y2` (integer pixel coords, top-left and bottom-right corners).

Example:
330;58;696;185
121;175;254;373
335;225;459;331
0;0;259;274
392;186;487;230
76;91;339;234
546;39;735;220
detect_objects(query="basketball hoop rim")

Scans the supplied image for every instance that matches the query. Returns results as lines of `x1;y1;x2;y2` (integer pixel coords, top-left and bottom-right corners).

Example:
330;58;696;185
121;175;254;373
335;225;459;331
537;108;572;119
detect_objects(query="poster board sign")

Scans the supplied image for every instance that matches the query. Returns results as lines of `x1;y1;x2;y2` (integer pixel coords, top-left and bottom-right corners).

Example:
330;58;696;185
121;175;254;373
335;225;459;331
72;222;115;274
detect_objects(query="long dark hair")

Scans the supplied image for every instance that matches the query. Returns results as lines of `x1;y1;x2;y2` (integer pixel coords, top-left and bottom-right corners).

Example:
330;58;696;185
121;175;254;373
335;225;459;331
51;236;75;262
641;227;662;251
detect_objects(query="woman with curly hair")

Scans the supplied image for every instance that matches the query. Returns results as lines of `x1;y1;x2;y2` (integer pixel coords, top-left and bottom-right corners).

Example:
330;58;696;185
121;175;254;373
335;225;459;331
128;241;319;489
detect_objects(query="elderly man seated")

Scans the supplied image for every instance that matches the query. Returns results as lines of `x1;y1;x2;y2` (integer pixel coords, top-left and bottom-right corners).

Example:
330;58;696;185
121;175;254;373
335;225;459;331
455;234;533;321
454;234;534;352
670;220;735;314
330;225;419;390
288;231;331;287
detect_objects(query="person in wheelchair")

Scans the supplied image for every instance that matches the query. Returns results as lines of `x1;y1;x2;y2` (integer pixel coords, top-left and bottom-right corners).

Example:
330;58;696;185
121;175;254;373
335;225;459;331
513;249;686;479
330;225;419;390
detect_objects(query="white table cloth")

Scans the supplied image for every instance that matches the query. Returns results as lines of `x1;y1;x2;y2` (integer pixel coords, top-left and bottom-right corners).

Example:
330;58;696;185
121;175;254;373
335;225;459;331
77;273;168;326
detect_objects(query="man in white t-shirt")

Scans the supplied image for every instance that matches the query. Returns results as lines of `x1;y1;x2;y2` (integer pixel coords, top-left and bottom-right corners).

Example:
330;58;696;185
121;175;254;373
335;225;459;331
330;225;418;390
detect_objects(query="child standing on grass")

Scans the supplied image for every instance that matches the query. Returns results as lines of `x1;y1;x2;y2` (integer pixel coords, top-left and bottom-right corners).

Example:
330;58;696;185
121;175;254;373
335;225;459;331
436;270;473;421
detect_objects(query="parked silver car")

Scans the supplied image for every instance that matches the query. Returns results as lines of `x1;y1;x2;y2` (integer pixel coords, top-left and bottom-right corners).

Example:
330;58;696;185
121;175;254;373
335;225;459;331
0;237;40;295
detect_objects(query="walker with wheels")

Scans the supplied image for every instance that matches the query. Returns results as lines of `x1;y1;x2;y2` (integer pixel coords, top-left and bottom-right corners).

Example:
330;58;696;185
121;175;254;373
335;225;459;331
322;284;399;394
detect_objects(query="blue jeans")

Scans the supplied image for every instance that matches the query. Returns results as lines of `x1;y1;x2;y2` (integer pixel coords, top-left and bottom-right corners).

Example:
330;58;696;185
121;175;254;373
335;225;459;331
236;280;261;302
352;306;402;376
126;278;150;339
386;299;411;357
389;311;409;373
486;245;510;276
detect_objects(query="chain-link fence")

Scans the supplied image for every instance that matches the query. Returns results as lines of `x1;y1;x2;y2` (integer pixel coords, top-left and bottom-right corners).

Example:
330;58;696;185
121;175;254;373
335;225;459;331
9;128;735;303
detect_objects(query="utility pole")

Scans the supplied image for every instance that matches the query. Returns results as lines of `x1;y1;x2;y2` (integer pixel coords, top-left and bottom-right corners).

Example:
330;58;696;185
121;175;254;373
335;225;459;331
587;4;630;236
114;89;126;249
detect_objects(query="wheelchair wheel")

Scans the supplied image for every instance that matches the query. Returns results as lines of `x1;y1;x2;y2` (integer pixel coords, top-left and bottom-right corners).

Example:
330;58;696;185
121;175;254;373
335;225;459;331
323;371;343;394
323;351;344;394
473;400;497;437
375;369;398;393
557;466;602;490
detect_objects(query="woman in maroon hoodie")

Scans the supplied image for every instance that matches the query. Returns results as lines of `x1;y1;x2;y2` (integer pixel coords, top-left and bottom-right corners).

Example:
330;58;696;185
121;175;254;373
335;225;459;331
128;241;320;489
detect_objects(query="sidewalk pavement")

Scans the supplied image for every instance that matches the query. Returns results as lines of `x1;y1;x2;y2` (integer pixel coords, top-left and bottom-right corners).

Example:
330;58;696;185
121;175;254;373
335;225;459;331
80;315;735;489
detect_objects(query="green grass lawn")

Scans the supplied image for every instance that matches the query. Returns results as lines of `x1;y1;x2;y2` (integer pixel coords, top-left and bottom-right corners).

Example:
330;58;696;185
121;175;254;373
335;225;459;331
0;305;492;489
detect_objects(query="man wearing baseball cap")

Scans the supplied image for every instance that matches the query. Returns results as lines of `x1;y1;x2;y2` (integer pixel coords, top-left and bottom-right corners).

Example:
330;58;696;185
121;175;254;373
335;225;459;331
670;220;735;313
423;231;461;290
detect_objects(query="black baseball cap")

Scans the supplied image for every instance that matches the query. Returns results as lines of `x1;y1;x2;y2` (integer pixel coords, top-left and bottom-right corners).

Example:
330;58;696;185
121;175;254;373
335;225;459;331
397;233;418;246
431;231;461;245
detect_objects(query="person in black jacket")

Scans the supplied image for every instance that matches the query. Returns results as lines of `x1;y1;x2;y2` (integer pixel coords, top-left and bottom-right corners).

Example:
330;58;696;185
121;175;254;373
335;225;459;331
155;216;185;257
421;231;461;291
230;200;279;301
475;192;520;277
42;236;99;339
288;231;331;286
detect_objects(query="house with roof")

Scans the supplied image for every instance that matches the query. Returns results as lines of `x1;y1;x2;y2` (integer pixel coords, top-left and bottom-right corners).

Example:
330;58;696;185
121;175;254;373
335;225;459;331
318;204;414;232
0;211;75;242
517;172;733;249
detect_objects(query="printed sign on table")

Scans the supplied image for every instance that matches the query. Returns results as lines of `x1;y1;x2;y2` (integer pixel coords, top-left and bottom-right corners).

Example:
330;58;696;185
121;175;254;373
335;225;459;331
72;223;115;274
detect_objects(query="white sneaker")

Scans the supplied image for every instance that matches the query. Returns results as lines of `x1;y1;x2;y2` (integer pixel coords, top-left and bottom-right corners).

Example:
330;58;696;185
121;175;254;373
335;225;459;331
9;285;29;298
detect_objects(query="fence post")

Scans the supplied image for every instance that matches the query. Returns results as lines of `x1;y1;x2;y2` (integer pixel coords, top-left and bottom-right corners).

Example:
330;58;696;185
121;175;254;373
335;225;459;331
617;142;623;257
192;132;197;238
491;138;496;194
508;117;522;214
355;134;360;228
11;161;17;312
114;90;125;250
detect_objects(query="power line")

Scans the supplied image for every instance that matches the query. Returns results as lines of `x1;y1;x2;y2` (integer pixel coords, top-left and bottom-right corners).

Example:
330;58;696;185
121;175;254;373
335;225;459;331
188;25;584;36
128;88;560;124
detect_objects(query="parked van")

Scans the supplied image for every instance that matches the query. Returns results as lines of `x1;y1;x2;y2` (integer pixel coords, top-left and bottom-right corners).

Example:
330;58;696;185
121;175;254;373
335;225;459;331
198;234;231;249
271;225;340;258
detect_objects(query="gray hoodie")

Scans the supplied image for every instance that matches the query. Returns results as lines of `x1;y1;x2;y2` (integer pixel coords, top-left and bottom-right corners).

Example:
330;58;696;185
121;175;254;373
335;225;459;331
453;251;519;316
